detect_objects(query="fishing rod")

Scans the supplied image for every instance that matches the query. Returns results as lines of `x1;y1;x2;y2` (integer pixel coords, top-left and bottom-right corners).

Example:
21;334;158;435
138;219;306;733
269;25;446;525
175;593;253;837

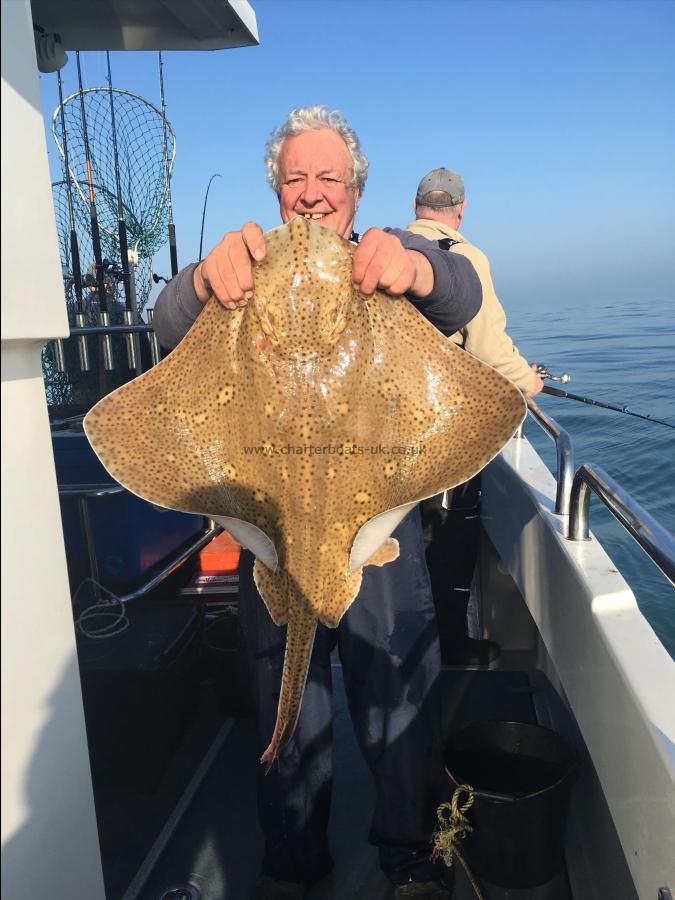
199;173;222;260
158;51;178;277
106;51;139;371
536;365;675;430
56;67;90;372
76;51;114;370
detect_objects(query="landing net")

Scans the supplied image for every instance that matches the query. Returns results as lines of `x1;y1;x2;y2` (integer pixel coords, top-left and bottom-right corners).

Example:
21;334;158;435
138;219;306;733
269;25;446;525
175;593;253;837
51;87;176;262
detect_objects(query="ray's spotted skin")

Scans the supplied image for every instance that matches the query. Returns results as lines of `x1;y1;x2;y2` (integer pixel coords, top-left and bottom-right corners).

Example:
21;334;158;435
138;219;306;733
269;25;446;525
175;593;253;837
84;217;526;767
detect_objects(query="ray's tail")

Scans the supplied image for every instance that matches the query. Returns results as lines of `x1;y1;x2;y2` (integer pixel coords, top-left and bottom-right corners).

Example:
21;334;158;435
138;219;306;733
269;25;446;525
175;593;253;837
260;598;318;773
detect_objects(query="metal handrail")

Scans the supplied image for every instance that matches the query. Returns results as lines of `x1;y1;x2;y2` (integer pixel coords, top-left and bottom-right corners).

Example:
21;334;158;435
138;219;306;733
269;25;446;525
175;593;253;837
59;483;126;499
68;323;153;336
58;480;219;601
58;483;127;592
568;463;675;586
116;525;219;603
515;399;575;516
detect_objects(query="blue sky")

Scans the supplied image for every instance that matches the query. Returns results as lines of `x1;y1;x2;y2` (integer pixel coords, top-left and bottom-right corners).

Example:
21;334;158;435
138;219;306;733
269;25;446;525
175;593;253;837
39;0;675;310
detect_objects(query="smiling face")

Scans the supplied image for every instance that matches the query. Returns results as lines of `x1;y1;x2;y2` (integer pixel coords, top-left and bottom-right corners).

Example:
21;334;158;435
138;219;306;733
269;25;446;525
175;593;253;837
277;129;359;240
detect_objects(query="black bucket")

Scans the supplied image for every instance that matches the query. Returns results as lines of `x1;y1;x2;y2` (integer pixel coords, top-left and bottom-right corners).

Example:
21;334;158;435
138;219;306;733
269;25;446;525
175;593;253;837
443;721;579;888
202;610;247;717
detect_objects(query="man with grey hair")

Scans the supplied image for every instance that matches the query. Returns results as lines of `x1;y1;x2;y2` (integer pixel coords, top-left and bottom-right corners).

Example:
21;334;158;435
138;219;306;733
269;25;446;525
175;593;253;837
408;168;542;669
153;108;483;900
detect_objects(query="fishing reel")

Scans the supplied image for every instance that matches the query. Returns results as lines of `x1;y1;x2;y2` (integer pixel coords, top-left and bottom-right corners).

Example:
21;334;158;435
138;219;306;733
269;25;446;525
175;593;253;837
101;259;127;282
535;364;571;384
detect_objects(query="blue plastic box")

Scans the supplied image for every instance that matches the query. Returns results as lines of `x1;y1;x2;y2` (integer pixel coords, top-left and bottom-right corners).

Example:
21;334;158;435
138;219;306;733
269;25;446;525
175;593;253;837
52;426;206;594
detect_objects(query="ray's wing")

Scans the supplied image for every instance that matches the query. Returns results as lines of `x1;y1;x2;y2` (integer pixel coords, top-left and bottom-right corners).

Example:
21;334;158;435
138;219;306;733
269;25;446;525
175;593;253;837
359;291;526;505
322;291;527;572
83;297;283;556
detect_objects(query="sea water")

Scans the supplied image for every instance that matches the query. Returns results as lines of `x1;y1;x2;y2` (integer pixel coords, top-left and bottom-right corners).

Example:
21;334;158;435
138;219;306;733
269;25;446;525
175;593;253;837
507;296;675;657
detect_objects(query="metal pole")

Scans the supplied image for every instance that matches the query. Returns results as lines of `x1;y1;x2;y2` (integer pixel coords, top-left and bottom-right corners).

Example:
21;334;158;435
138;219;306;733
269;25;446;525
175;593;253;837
75;52;114;371
526;398;575;516
105;51;138;372
158;52;178;276
146;308;162;367
57;68;89;371
568;463;675;585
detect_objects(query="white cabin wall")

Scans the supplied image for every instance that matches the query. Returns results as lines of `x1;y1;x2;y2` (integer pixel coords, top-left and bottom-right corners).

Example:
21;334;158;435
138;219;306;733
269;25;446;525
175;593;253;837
1;3;69;340
1;1;105;897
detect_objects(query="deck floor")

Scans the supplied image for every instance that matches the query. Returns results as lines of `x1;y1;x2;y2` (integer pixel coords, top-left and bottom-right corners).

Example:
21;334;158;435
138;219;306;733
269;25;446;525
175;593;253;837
135;664;573;900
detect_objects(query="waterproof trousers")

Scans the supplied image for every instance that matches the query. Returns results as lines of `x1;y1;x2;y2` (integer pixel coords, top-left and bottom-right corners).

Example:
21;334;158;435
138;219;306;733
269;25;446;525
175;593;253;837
237;507;447;885
421;476;481;658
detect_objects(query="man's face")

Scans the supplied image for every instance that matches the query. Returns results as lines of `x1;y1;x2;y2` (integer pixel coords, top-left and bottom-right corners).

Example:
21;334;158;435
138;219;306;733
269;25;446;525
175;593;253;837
278;129;359;240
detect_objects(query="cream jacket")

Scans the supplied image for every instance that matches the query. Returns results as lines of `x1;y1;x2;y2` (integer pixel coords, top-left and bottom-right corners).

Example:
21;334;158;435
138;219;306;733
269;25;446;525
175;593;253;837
405;219;536;393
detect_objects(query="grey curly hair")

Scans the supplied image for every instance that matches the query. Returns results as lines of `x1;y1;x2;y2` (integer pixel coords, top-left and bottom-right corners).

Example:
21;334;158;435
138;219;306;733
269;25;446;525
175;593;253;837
264;105;369;195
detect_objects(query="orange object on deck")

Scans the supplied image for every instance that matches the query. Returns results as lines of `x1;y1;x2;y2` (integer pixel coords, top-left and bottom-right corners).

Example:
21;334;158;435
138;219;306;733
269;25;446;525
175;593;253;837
198;530;241;574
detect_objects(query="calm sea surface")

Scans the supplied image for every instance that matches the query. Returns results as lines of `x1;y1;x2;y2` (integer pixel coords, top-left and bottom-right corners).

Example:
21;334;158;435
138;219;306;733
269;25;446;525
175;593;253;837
506;296;675;657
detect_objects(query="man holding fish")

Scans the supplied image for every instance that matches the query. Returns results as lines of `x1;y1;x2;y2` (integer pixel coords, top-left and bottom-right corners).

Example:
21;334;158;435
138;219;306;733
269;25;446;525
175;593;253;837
154;106;486;900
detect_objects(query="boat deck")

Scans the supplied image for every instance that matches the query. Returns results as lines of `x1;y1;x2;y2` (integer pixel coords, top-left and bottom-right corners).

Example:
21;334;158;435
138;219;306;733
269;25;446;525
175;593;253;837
106;660;574;900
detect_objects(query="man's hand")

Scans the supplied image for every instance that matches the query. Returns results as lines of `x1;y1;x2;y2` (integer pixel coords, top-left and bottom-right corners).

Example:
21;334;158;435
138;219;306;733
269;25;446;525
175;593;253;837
527;363;545;397
352;228;433;298
193;222;266;309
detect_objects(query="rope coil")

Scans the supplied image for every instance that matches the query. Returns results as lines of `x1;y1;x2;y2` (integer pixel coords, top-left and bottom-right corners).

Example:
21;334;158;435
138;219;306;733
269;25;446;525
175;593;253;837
433;783;485;899
432;783;475;868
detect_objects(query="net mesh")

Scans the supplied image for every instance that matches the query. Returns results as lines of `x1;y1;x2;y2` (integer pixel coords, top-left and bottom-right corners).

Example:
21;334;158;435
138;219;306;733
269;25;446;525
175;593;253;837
45;86;172;416
50;179;153;316
44;181;156;413
52;87;175;259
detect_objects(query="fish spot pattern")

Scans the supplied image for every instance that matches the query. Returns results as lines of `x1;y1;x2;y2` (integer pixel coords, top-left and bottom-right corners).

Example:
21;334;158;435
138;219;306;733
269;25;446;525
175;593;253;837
83;216;526;766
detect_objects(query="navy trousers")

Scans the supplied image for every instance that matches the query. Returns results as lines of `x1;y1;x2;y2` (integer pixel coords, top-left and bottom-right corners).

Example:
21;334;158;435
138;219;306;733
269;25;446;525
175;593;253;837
237;508;447;885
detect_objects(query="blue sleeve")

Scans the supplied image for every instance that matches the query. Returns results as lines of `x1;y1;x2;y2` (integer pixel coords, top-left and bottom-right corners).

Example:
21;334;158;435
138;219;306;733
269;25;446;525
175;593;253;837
152;263;203;350
385;227;482;336
152;229;483;349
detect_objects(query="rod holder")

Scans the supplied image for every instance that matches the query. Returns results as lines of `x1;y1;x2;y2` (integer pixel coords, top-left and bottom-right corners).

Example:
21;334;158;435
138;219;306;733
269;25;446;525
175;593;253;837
123;308;139;371
53;338;66;373
146;308;161;367
98;311;114;370
75;311;90;371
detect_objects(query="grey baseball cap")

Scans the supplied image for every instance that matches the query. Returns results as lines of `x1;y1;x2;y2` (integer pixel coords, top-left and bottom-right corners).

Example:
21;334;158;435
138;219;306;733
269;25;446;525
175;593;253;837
415;168;465;207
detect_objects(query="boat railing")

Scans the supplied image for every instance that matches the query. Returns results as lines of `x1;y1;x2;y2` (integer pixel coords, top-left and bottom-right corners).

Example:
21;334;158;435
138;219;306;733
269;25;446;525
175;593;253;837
568;463;675;585
58;482;218;603
514;404;675;583
515;399;575;515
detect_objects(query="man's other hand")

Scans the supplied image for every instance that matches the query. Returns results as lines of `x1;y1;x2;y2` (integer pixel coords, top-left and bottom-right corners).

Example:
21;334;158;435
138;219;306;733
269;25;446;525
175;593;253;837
527;363;545;397
193;222;266;309
352;228;433;298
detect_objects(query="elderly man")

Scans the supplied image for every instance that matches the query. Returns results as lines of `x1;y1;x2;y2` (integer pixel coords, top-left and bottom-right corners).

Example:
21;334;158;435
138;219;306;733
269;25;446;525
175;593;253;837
408;168;543;668
153;108;483;900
